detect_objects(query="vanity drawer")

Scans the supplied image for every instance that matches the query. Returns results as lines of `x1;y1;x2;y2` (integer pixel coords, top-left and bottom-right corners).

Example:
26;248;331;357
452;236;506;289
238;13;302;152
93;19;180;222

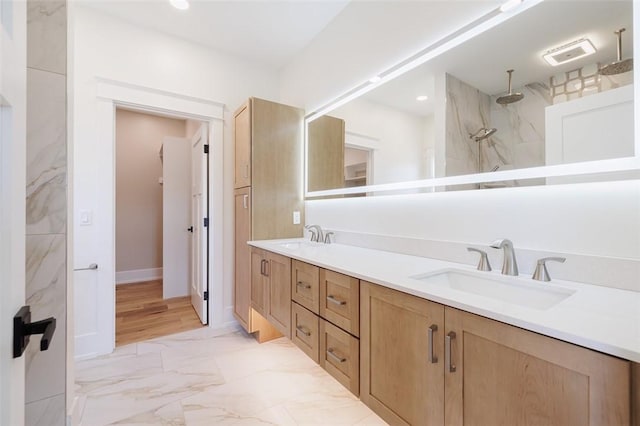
319;318;360;396
291;301;319;363
319;269;360;337
292;260;320;314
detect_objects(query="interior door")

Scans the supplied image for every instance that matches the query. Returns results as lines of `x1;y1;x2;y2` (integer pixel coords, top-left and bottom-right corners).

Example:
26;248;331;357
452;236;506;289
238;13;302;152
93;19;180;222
190;125;208;324
0;0;27;423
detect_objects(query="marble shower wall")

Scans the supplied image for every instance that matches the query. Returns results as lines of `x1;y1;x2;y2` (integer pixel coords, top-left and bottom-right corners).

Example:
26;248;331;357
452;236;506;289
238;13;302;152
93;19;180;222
25;1;67;426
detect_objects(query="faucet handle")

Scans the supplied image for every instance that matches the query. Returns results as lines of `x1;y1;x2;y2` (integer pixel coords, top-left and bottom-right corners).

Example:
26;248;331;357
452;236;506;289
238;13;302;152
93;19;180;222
304;225;318;242
532;257;566;282
324;232;334;244
467;247;491;271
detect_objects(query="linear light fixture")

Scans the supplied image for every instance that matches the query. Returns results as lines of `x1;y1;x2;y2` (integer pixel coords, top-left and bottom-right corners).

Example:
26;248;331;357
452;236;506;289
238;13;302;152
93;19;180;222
543;38;596;66
500;0;523;13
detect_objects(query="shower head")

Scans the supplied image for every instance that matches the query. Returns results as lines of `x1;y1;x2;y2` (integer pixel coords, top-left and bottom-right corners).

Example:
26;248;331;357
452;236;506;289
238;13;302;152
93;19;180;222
496;69;524;105
600;28;633;76
469;127;497;141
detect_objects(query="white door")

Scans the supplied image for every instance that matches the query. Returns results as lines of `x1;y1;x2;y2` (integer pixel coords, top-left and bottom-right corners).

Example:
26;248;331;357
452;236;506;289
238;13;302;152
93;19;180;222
0;0;27;424
190;125;208;324
162;137;191;299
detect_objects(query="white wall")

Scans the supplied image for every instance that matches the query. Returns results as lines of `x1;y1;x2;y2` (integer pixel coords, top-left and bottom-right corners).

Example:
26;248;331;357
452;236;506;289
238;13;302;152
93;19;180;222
331;98;431;184
72;5;280;344
280;2;640;286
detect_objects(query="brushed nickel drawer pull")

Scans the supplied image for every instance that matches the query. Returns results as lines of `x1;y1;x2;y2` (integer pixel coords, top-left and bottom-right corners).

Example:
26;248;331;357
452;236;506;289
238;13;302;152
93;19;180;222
296;281;311;289
428;324;438;364
446;331;456;373
295;325;311;337
327;348;346;363
326;295;346;306
243;194;248;209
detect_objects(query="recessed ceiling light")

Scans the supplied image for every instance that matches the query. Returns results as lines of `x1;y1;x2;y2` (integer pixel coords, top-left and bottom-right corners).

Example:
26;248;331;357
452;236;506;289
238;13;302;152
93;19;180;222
500;0;523;13
369;76;382;83
170;0;189;10
543;38;596;67
416;95;429;101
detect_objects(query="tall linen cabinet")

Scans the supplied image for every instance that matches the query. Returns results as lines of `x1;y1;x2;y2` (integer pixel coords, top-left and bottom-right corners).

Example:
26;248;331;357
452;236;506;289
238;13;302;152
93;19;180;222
233;98;305;341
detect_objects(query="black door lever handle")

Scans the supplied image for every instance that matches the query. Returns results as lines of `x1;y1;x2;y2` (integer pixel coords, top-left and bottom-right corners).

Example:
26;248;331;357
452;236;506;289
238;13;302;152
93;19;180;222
13;306;57;358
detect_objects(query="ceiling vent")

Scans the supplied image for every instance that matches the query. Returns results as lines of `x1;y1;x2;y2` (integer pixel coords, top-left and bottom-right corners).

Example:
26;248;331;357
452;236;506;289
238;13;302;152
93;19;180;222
543;38;596;66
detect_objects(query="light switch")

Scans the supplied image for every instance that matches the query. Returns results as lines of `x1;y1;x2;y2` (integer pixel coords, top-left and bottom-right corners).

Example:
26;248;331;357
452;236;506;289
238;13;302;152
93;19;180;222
293;211;301;225
80;209;92;226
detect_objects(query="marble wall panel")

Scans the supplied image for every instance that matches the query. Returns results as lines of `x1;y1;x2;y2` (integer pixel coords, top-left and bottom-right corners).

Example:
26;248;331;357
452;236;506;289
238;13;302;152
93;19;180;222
27;1;67;74
26;68;66;235
25;234;66;404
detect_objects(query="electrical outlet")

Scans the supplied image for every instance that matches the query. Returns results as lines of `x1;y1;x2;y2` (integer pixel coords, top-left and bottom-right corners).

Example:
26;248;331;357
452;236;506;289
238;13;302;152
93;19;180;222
293;211;301;225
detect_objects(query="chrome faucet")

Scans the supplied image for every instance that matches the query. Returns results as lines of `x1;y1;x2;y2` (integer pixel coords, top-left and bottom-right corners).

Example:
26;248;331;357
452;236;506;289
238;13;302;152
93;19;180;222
304;224;323;242
490;238;518;276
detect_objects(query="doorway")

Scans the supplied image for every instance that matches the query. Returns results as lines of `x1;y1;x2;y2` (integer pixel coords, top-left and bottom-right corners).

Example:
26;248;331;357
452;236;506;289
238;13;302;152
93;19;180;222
114;108;207;346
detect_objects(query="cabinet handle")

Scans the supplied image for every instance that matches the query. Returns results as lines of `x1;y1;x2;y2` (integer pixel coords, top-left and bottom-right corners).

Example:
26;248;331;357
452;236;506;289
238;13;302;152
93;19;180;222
326;295;346;306
326;348;346;363
446;331;456;373
244;164;249;178
296;281;311;289
243;194;248;209
428;324;438;364
295;325;311;337
260;259;266;276
263;260;269;277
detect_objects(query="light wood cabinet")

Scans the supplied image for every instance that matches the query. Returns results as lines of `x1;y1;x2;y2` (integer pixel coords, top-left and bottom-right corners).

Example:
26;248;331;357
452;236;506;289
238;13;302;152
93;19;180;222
233;187;251;330
291;301;319;363
319;269;359;337
360;281;445;426
291;260;320;314
444;307;630;426
307;115;345;192
233;98;304;340
360;280;632;426
250;247;291;339
320;318;360;396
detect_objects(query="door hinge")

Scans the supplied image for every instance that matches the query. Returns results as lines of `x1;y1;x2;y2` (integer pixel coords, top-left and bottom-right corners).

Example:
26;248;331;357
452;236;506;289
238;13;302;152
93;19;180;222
204;218;209;227
204;144;209;154
204;291;209;301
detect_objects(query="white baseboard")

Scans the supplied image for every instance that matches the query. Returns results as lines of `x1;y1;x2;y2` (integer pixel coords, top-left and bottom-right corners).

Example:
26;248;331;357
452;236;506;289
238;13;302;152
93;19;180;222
116;267;163;285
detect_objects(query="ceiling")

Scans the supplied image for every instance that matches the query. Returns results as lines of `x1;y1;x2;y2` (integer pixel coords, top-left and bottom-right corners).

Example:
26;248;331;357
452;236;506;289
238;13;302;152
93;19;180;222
80;0;350;68
363;0;634;117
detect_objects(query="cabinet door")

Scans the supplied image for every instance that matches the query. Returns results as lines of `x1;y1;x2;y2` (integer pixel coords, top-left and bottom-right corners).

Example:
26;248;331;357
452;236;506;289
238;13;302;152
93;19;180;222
360;281;444;426
291;302;320;363
234;188;251;330
250;248;266;316
234;101;251;189
265;251;292;338
319;318;359;396
444;307;630;426
319;269;359;337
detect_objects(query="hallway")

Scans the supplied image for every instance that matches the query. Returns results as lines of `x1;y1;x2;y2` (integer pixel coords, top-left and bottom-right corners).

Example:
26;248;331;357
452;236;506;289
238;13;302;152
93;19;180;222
116;280;203;346
75;327;384;425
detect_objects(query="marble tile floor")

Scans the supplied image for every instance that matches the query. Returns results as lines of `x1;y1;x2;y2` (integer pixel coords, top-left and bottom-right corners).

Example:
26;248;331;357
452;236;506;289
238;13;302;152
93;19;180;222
75;326;387;425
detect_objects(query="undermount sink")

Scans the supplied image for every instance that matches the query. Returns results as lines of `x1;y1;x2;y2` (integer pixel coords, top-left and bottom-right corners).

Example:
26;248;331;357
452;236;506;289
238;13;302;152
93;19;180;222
411;269;575;310
277;241;314;250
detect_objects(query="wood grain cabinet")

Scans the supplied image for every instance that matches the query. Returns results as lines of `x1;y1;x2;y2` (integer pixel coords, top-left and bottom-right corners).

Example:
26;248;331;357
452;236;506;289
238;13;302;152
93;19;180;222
291;260;320;314
291;301;320;363
320;269;359;337
360;281;632;426
233;98;304;341
319;319;360;396
251;247;292;339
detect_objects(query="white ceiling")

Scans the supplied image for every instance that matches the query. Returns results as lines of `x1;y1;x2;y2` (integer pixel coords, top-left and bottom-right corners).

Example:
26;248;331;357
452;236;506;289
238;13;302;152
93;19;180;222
364;0;634;117
80;0;350;68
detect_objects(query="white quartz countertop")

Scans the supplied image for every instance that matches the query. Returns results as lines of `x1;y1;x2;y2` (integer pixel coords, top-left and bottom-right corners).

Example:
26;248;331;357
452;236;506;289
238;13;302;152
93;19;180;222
249;238;640;363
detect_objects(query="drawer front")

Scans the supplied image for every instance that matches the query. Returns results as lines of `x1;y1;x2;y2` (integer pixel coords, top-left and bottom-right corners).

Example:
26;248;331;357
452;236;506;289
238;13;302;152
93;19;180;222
319;269;360;337
291;260;320;314
291;302;319;363
319;319;360;396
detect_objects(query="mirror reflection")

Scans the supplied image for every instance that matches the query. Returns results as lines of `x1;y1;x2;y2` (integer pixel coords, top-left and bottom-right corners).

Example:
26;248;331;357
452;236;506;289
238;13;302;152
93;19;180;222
307;0;634;194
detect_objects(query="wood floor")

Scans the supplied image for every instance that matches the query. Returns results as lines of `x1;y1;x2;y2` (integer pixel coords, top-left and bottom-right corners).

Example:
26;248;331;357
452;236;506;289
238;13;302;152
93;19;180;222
116;280;204;346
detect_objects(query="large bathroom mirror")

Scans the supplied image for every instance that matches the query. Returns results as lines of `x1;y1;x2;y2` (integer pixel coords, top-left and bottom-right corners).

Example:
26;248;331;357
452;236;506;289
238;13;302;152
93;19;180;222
306;0;636;197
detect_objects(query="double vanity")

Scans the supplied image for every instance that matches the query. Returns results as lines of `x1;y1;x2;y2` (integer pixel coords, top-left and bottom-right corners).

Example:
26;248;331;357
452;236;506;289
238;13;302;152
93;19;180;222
247;237;639;426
